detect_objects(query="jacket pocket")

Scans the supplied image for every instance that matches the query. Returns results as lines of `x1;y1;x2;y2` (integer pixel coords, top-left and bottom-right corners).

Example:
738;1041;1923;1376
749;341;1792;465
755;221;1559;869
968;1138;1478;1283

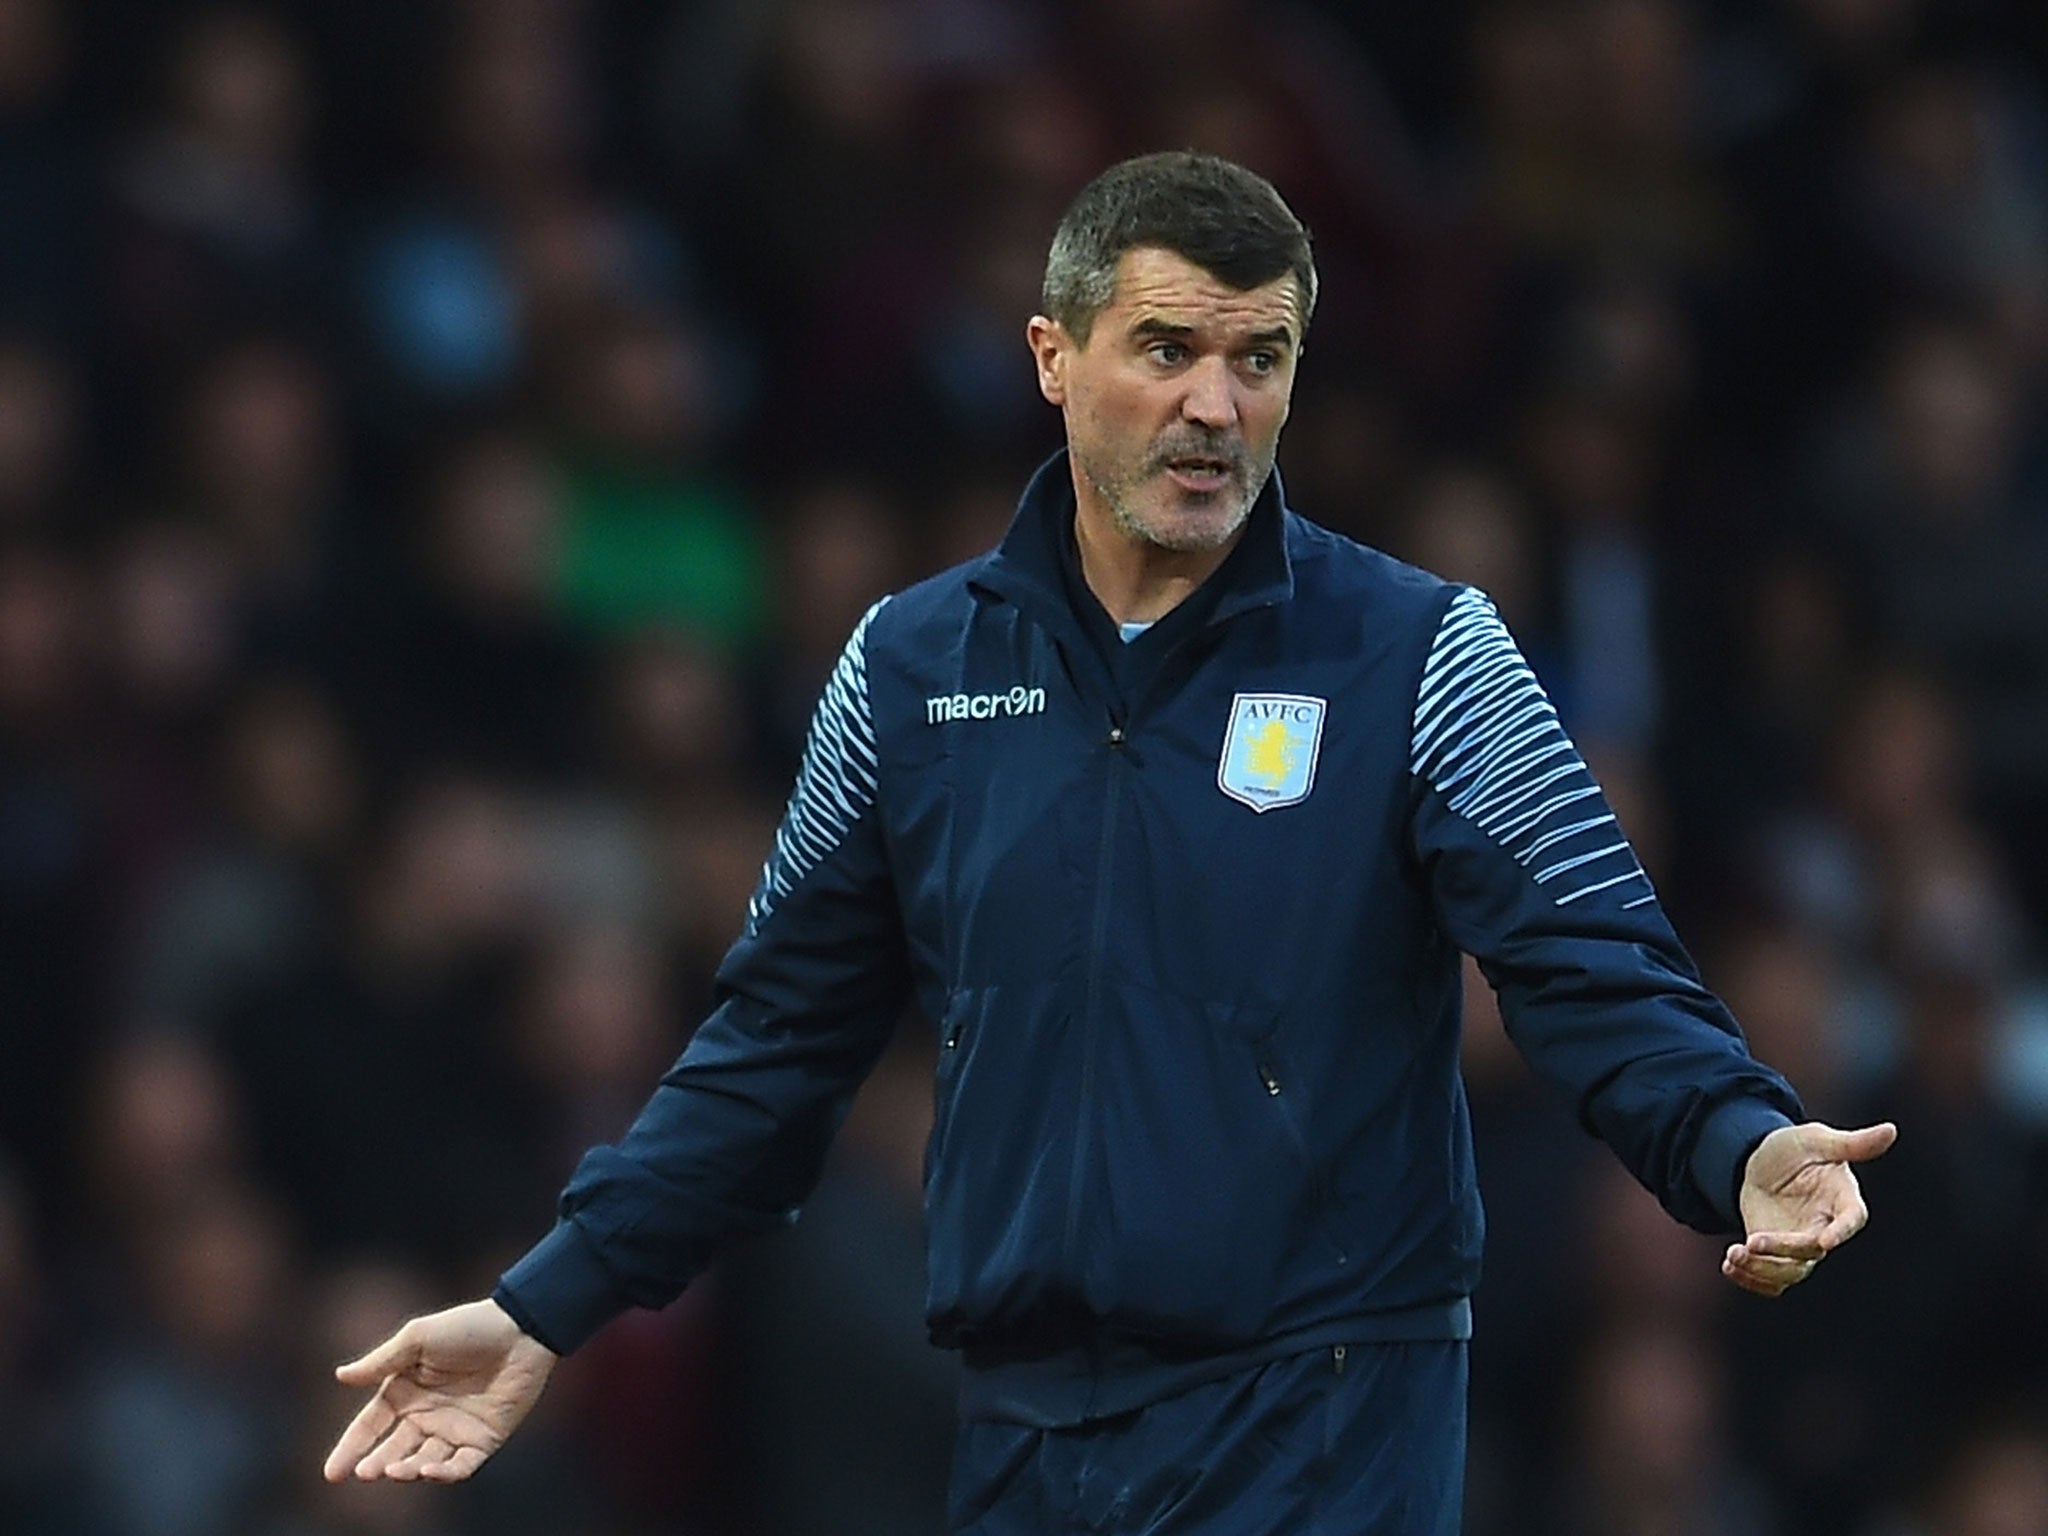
921;981;1077;1343
1074;992;1354;1340
1248;1035;1351;1267
928;989;974;1172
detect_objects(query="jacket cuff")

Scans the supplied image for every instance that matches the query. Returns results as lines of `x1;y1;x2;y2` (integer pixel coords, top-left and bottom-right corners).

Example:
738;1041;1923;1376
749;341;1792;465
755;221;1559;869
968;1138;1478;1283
493;1219;630;1356
1691;1099;1797;1231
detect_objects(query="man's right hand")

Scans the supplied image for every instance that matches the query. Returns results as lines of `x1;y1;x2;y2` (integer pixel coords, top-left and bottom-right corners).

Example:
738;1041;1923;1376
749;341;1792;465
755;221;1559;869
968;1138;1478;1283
322;1298;558;1484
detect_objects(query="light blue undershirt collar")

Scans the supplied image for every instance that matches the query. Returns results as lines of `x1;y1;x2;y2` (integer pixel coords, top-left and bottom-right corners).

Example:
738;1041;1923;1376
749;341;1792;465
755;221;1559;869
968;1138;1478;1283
1119;620;1154;644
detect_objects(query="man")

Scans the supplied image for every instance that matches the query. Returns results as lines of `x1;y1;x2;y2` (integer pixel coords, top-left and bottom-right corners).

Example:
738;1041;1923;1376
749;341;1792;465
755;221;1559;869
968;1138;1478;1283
325;152;1893;1533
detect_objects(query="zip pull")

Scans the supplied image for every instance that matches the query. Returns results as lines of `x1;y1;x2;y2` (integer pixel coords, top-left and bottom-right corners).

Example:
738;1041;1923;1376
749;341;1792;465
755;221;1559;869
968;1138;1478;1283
1106;724;1125;748
1333;1344;1347;1376
1258;1062;1282;1096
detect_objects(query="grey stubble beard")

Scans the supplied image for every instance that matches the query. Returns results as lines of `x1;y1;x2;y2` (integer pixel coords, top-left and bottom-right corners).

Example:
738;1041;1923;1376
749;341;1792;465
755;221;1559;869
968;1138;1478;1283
1083;447;1268;555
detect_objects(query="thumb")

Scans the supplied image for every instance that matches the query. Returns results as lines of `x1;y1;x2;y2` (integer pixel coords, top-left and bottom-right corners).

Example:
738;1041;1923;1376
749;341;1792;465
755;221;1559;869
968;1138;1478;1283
335;1322;422;1387
1805;1121;1898;1164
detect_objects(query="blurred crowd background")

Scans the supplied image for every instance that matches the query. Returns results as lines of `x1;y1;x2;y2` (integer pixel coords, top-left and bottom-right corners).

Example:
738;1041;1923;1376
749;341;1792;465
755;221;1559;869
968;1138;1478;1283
5;0;2048;1532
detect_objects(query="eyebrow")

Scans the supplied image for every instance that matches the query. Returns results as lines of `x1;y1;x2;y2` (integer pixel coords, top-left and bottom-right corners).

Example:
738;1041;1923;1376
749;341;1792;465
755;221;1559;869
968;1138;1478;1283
1127;318;1297;349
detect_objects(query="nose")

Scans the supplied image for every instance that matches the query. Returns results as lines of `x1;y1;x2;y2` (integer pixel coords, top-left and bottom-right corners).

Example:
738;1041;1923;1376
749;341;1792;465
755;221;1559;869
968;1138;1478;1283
1180;355;1239;430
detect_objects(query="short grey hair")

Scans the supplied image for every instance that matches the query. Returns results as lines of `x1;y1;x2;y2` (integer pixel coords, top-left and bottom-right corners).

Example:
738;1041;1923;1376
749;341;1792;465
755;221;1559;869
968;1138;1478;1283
1041;151;1317;344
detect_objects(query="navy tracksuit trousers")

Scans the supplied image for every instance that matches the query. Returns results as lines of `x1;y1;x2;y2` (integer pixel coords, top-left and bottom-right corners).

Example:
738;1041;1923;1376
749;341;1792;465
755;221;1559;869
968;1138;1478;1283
948;1341;1467;1535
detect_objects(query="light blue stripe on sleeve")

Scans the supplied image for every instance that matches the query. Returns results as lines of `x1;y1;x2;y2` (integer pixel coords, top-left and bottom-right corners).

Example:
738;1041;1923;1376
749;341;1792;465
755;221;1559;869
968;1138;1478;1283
746;597;889;934
1413;589;1651;908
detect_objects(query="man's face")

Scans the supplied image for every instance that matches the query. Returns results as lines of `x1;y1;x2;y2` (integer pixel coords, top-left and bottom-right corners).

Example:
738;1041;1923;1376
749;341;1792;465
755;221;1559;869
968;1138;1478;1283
1028;246;1302;554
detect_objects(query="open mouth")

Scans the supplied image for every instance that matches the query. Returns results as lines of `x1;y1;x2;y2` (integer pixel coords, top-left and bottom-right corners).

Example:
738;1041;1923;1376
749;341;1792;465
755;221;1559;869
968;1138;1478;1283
1162;456;1236;492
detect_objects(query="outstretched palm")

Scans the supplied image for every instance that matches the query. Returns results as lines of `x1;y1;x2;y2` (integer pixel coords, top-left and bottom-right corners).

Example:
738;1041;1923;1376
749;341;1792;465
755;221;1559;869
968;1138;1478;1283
323;1299;558;1483
1722;1120;1897;1297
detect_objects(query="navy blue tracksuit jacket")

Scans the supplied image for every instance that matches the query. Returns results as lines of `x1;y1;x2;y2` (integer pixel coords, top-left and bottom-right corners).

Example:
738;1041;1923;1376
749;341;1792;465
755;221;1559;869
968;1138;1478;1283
497;452;1801;1427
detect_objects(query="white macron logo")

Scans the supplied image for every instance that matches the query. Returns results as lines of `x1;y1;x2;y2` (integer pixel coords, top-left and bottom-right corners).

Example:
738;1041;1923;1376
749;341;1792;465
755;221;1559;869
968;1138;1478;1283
926;686;1047;724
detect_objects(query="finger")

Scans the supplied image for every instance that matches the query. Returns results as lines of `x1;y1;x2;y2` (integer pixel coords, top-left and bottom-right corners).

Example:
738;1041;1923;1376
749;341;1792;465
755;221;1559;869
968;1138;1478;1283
1745;1231;1828;1262
1726;1243;1816;1293
336;1322;421;1387
421;1444;491;1483
386;1433;453;1483
1814;1190;1872;1250
323;1387;401;1482
1750;1256;1814;1289
1723;1242;1784;1291
1805;1121;1898;1164
355;1419;427;1481
1733;1241;1814;1273
1727;1247;1812;1291
1721;1254;1786;1297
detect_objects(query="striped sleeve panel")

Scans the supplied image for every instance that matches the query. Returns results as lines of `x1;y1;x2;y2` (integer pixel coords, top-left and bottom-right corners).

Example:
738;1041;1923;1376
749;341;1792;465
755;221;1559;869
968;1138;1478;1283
745;597;889;934
1411;589;1654;910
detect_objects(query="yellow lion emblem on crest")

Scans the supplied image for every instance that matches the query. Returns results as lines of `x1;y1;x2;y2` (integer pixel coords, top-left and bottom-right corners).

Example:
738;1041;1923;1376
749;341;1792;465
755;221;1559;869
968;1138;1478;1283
1244;718;1301;789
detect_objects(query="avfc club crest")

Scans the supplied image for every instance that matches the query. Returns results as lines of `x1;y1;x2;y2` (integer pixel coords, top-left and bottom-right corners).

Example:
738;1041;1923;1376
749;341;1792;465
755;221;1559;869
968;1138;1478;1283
1217;693;1327;813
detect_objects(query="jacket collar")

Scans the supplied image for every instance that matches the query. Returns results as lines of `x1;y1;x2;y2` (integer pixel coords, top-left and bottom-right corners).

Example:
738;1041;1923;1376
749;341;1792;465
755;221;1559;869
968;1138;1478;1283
971;449;1296;631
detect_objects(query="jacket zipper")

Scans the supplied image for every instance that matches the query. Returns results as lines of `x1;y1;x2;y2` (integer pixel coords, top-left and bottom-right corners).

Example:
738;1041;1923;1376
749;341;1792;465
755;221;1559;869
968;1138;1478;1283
1063;715;1126;1270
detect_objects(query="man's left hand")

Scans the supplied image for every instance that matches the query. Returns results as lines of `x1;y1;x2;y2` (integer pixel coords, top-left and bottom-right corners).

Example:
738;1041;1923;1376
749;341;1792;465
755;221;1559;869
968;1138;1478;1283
1723;1120;1898;1297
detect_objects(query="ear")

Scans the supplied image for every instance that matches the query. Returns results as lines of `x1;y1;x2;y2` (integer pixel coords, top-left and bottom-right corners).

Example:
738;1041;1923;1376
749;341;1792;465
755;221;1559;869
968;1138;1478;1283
1025;315;1070;407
